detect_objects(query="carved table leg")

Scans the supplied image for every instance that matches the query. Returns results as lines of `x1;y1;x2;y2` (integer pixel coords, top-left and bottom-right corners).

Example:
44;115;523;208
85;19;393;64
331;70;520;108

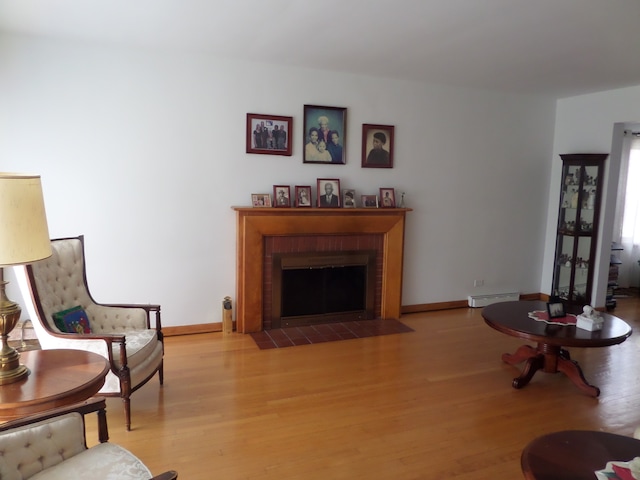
502;344;537;365
512;354;544;389
556;356;600;397
501;344;544;389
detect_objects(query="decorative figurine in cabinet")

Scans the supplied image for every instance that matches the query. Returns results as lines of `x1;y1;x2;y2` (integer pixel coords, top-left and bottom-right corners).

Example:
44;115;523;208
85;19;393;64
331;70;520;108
552;153;607;307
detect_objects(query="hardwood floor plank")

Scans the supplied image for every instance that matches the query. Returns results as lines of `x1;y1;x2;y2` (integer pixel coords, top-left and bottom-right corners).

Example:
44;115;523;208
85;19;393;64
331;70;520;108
86;296;640;479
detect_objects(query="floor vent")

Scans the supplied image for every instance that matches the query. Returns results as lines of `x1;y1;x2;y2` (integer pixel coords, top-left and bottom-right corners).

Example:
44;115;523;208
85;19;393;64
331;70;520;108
467;292;520;308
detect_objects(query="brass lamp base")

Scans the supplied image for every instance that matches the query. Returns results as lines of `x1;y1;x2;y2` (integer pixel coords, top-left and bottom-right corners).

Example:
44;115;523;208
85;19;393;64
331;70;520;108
0;280;30;385
0;351;29;385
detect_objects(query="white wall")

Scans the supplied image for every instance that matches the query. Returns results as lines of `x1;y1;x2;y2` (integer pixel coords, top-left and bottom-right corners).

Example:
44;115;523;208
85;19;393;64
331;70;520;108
0;34;557;327
542;85;640;307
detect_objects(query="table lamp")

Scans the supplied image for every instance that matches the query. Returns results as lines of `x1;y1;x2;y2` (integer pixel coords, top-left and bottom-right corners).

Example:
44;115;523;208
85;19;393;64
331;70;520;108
0;173;51;384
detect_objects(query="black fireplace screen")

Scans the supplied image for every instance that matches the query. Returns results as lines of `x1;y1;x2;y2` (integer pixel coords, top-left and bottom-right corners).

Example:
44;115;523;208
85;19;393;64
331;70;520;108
281;265;367;317
271;250;376;328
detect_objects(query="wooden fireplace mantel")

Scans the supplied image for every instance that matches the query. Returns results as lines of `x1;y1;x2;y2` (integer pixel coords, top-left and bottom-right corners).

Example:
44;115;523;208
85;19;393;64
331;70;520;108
233;207;411;333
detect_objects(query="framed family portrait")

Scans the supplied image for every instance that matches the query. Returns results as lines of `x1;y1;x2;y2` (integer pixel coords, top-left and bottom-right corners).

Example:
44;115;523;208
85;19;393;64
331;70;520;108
295;185;312;208
362;195;378;208
317;178;341;207
246;113;293;156
379;188;396;208
303;105;346;165
251;193;272;207
362;124;394;168
343;189;356;208
273;185;291;207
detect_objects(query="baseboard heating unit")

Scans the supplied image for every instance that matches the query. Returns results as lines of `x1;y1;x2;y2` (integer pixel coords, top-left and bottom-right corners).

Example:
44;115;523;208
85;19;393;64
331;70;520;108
467;292;520;308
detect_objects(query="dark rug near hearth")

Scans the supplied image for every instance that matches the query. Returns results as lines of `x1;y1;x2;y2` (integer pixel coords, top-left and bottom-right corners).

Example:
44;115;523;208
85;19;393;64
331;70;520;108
249;318;414;349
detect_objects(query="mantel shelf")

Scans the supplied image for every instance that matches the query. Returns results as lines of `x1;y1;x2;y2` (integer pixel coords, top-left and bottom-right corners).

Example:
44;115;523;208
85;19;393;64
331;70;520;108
232;207;413;214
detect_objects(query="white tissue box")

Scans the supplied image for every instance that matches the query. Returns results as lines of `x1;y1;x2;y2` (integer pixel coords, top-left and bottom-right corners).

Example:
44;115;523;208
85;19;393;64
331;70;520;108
576;314;604;331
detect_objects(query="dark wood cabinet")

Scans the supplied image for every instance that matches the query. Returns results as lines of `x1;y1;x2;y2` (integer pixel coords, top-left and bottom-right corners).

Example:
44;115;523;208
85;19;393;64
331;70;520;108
552;153;607;307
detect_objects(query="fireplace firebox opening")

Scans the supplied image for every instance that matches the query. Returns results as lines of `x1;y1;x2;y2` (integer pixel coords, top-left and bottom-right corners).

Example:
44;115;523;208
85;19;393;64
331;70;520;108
271;250;376;328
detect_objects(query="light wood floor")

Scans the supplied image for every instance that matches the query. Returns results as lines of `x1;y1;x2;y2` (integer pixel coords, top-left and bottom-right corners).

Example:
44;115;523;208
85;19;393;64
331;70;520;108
88;297;640;479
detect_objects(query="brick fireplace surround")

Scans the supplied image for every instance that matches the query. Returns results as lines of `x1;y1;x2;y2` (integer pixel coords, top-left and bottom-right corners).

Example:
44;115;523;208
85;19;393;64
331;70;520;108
233;207;410;333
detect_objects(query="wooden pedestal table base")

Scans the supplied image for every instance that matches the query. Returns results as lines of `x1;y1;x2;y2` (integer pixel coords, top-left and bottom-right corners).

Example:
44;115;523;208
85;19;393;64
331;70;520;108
502;343;599;397
482;301;632;397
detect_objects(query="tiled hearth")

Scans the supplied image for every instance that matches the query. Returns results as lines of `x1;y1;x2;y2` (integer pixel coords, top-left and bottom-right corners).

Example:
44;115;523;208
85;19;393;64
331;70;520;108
249;318;414;349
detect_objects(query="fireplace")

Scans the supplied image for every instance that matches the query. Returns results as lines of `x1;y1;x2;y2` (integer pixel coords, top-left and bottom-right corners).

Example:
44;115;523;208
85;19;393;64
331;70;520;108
271;250;376;328
233;207;410;333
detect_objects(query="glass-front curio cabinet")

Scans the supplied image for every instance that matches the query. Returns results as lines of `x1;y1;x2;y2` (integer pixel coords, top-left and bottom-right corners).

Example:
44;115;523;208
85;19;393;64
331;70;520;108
552;153;607;307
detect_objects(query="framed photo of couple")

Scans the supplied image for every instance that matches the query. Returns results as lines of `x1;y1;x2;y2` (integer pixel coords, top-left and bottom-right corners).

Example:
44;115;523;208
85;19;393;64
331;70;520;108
303;105;346;165
295;186;312;208
246;113;293;156
362;195;378;208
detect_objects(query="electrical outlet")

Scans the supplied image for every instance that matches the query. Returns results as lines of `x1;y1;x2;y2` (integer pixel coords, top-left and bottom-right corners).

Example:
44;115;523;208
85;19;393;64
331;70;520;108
474;279;484;287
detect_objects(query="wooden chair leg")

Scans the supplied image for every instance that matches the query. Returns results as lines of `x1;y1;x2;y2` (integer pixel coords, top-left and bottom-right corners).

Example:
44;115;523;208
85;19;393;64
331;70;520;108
120;369;132;431
123;396;131;431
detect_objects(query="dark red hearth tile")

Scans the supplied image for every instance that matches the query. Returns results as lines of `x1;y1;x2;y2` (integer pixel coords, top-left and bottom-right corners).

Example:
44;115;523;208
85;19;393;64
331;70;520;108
249;318;413;350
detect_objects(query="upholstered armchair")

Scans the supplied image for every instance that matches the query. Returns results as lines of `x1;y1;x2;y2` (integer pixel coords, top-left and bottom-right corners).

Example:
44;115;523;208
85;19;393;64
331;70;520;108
0;397;177;479
20;235;164;431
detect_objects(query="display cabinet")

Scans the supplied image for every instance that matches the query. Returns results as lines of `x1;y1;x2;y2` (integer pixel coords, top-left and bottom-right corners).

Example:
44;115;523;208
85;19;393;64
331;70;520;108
606;242;623;310
552;153;607;307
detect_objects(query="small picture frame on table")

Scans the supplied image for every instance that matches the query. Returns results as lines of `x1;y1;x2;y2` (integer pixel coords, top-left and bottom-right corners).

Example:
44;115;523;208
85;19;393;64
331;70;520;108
379;188;396;208
547;301;566;319
273;185;291;207
362;124;394;168
246;113;293;156
295;186;312;207
343;189;356;208
317;178;341;207
251;193;272;207
362;195;378;208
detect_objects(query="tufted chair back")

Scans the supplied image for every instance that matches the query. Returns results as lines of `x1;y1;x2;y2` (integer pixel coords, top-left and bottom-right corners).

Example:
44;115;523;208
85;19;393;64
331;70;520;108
29;238;147;337
0;412;86;479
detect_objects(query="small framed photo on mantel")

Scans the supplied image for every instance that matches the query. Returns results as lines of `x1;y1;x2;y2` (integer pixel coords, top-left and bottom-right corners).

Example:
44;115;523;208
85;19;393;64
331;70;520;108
343;189;356;208
251;193;272;207
379;188;396;208
317;178;341;207
362;195;378;208
294;186;312;207
273;185;291;207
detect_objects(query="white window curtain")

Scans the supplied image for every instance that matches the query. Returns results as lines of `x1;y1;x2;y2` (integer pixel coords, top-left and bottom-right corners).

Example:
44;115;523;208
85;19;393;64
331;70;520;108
618;136;640;287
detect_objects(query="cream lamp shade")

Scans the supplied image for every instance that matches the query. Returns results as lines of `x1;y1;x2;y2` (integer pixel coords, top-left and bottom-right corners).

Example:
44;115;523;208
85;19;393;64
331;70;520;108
0;173;52;266
0;173;51;385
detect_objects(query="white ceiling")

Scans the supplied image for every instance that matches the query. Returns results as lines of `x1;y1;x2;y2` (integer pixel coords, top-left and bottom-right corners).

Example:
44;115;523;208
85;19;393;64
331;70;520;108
1;0;640;98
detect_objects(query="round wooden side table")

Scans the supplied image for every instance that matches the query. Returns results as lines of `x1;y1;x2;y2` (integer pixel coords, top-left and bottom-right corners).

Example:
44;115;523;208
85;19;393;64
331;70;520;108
0;349;109;421
482;300;632;396
522;430;640;479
